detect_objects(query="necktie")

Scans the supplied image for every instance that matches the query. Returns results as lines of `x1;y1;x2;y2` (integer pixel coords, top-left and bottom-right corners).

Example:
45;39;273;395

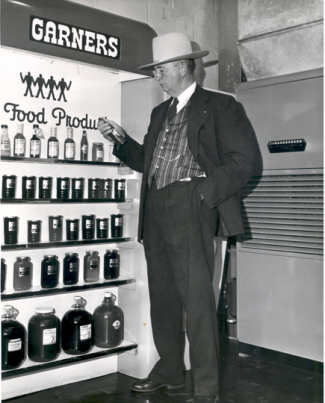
167;98;179;122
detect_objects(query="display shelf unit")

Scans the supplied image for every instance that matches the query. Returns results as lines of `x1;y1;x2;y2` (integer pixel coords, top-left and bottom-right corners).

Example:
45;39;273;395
1;276;136;300
1;156;120;166
1;198;132;204
2;340;138;380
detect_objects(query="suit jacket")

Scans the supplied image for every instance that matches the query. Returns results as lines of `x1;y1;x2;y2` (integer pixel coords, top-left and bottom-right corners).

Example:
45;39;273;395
115;84;262;240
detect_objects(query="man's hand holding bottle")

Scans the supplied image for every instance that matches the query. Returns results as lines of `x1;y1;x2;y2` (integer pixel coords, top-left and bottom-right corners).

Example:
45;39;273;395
97;117;126;146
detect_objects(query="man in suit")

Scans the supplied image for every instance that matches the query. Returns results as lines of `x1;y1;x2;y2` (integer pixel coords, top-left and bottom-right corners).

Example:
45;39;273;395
98;32;261;403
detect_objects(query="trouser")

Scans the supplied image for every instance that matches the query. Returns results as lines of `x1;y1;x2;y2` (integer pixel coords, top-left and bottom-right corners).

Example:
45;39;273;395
142;177;220;397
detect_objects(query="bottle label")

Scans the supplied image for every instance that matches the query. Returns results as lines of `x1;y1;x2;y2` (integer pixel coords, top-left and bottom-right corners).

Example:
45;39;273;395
109;259;118;267
61;181;68;190
104;181;111;190
48;142;58;158
115;218;123;226
99;221;108;230
75;180;82;189
43;328;57;345
65;143;75;158
19;266;30;277
89;260;98;270
86;220;94;229
8;338;22;352
15;139;25;154
69;262;78;272
97;150;104;158
31;224;39;233
70;222;78;231
8;222;17;232
42;180;50;189
6;179;15;188
1;141;10;154
118;182;125;190
112;320;121;330
53;219;61;228
26;179;35;189
30;140;40;156
47;265;57;275
81;145;88;153
92;182;100;190
80;324;91;340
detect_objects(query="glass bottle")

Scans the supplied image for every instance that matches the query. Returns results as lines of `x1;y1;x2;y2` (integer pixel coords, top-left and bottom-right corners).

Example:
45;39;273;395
41;255;59;289
93;292;124;348
63;253;79;285
80;130;88;161
1;258;6;293
1;125;11;156
28;307;61;362
13;123;25;157
62;296;94;355
104;249;120;279
30;124;41;158
47;127;59;159
83;251;100;282
2;305;26;370
64;127;75;160
13;256;33;291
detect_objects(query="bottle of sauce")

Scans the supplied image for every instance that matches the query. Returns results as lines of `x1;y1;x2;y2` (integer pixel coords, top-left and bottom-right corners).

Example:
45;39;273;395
80;130;88;161
47;127;59;159
13;123;26;157
64;127;75;160
83;251;100;282
2;305;26;370
13;256;33;291
93;292;124;348
63;253;79;285
62;296;94;355
1;125;11;156
30;124;41;158
41;255;59;289
1;258;6;293
104;249;120;279
28;307;61;362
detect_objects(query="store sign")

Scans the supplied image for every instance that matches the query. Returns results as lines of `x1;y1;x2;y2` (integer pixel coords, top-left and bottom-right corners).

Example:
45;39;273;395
30;16;121;60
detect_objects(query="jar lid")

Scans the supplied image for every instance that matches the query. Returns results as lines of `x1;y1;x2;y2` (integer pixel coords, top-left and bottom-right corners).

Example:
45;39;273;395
85;251;98;255
104;292;112;298
39;176;52;179
1;125;8;128
35;307;55;314
57;177;70;180
82;215;96;218
49;215;63;218
43;255;58;259
3;174;16;177
72;178;84;180
65;252;79;257
27;220;42;223
4;216;19;219
1;258;5;262
22;176;36;179
97;217;108;220
93;142;103;146
66;218;80;221
16;256;31;260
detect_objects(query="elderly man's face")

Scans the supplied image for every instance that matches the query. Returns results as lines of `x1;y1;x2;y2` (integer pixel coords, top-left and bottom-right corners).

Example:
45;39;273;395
153;62;183;97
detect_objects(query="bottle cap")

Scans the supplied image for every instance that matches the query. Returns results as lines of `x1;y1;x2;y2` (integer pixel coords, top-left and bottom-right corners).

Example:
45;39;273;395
33;124;39;129
104;292;112;298
50;127;57;137
82;130;87;135
1;125;8;128
35;307;55;314
67;127;73;137
17;123;24;132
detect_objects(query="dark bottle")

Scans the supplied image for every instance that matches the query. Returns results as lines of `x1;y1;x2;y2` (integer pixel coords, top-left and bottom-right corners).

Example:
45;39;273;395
114;179;126;199
1;124;11;156
93;292;124;348
27;220;42;243
2;175;16;199
28;307;61;362
13;257;33;291
4;216;19;244
63;253;79;285
64;127;75;160
111;214;123;238
56;177;70;199
38;177;52;199
83;251;100;282
66;218;79;241
1;258;6;293
41;255;59;289
104;249;120;280
82;214;96;240
88;178;101;199
13;123;26;157
2;305;26;370
62;296;94;355
80;130;88;161
30;124;41;158
71;178;84;199
101;178;112;199
48;215;63;241
22;175;36;199
96;218;109;239
47;127;59;159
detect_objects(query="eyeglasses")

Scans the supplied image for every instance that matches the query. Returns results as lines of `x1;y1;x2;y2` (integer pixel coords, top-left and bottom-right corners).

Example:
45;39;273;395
152;63;181;79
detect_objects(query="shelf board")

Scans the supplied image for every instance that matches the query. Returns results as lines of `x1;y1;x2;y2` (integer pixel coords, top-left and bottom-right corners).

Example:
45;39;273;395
1;276;136;300
1;198;132;204
1;156;120;166
1;237;134;251
2;340;138;380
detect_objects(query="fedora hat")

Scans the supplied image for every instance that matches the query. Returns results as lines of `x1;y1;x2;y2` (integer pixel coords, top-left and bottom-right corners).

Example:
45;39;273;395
139;32;209;70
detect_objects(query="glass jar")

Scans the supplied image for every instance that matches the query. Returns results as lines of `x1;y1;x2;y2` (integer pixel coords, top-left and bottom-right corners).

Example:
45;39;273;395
27;220;42;243
83;251;100;282
22;176;36;199
2;175;16;199
41;255;59;289
104;249;120;280
62;296;94;355
110;214;123;238
71;178;84;199
13;257;33;291
92;142;104;162
28;307;61;362
48;215;63;242
56;177;70;199
82;214;96;240
38;177;52;199
63;253;79;285
1;259;6;293
114;179;126;199
3;216;19;245
2;305;26;370
101;178;112;199
96;218;109;239
66;218;79;241
88;178;101;199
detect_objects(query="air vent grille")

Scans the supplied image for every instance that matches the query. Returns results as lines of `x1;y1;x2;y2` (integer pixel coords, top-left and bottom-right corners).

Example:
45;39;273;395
241;174;323;255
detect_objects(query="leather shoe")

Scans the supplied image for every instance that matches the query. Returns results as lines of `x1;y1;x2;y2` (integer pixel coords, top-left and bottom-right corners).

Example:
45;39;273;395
131;377;184;392
187;395;219;403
